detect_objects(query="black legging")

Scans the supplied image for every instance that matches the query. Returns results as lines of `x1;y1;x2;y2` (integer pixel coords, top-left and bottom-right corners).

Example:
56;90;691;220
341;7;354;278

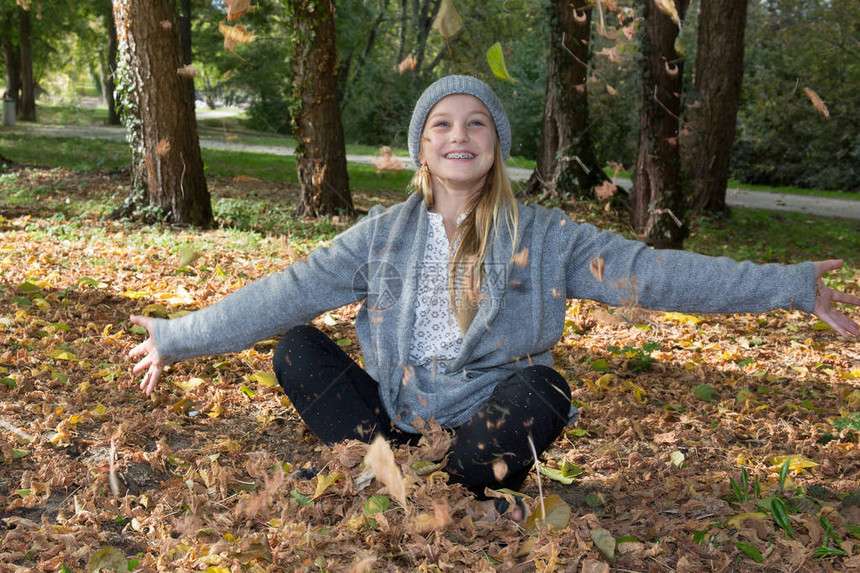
273;325;571;494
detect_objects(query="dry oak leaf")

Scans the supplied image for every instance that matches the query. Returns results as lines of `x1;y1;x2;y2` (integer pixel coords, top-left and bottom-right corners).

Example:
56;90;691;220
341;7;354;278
220;22;255;53
225;0;251;21
803;87;830;119
363;436;408;507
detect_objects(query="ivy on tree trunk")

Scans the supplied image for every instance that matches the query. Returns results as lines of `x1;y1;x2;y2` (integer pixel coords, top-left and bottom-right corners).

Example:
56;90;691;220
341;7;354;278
632;0;690;249
524;0;606;200
288;0;354;219
112;0;213;227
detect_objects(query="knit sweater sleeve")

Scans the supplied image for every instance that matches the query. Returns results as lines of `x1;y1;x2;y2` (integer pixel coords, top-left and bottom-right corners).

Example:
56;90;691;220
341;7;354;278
151;212;378;364
554;211;816;314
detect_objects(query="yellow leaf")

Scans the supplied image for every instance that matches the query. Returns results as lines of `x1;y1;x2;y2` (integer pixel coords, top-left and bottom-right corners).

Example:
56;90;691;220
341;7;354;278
207;403;225;418
654;0;680;25
662;312;702;324
121;290;151;299
68;415;84;424
846;390;860;409
313;472;345;499
173;377;206;391
172;397;194;414
770;455;819;471
91;402;107;416
248;371;278;388
487;42;516;83
49;349;77;361
226;0;251;21
219;22;255;53
727;512;768;529
141;303;171;318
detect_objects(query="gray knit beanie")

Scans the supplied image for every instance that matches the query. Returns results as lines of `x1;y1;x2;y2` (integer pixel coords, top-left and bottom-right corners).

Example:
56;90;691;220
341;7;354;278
408;75;511;167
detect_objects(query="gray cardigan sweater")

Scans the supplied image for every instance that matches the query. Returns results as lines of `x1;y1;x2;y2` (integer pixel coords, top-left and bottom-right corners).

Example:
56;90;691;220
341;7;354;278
153;193;815;432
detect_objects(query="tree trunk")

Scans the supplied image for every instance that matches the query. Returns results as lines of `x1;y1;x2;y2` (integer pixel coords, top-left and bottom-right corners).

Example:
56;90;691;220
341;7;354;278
684;0;748;214
104;6;120;125
288;0;354;218
18;6;36;122
112;0;213;227
632;0;690;249
2;13;21;105
524;0;606;200
178;0;192;66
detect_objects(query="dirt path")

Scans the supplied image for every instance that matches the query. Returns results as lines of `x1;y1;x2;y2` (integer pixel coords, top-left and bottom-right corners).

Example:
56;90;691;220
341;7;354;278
12;123;860;220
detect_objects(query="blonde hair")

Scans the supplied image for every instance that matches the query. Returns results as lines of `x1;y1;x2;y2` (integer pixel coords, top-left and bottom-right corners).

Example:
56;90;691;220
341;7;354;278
410;139;519;334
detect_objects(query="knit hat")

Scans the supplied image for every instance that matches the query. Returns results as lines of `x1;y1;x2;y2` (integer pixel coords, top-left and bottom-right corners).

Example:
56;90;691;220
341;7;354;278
408;75;511;167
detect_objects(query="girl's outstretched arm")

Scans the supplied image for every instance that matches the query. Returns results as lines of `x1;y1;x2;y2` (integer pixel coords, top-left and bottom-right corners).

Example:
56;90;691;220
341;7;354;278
128;315;165;396
812;260;860;338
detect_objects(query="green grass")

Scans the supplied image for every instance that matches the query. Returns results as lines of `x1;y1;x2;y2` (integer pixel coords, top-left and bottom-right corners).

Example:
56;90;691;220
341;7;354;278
687;208;860;267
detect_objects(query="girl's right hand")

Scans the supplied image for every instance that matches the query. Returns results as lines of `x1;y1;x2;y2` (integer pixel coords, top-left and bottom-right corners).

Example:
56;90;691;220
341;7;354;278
128;315;165;396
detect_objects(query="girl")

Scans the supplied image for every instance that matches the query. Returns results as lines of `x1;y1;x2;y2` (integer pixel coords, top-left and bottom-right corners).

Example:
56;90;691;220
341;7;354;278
129;75;858;513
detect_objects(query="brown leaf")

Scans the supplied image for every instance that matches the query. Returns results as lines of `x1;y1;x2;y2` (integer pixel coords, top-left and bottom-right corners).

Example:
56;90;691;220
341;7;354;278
225;0;252;21
590;257;605;281
594;181;616;201
803;87;830;119
398;54;417;75
432;0;463;42
220;22;255;53
511;247;530;266
363;436;408;507
176;64;198;78
155;138;170;157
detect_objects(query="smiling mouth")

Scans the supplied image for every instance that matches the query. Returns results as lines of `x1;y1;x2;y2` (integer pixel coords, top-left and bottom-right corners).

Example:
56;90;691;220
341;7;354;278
445;152;475;159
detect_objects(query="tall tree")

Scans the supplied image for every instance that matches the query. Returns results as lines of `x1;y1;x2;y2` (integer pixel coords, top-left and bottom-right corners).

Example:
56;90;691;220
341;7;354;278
524;0;606;200
632;0;690;249
103;0;120;125
1;10;21;109
17;3;35;121
287;0;354;218
684;0;748;214
112;0;213;226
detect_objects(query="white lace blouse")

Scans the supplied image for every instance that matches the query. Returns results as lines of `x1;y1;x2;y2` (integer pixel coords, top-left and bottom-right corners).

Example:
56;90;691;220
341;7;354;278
407;211;465;373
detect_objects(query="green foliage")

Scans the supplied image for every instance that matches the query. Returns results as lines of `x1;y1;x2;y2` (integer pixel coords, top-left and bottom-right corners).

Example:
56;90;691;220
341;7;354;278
605;342;661;373
833;412;860;432
732;0;860;193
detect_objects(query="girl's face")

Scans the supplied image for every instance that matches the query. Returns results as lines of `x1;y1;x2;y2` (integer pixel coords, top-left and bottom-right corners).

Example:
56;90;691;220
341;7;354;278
420;94;497;195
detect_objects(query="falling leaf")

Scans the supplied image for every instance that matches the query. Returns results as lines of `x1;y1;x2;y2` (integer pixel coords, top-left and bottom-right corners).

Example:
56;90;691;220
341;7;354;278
176;64;198;78
226;0;251;21
486;42;516;83
219;22;255;53
590;257;605;281
397;54;417;75
590;528;616;563
653;0;680;25
363;436;408;507
178;245;202;267
594;180;617;201
511;247;530;266
525;494;571;534
803;87;830;119
432;0;462;50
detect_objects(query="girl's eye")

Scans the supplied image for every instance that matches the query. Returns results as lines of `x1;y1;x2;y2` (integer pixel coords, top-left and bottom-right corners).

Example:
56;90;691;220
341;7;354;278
432;120;450;128
470;120;486;127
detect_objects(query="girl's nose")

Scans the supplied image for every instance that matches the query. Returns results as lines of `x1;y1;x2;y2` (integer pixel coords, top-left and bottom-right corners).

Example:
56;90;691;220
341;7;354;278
449;123;469;142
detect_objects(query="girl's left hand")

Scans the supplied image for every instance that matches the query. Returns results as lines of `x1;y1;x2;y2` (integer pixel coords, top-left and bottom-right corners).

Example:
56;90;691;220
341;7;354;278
812;260;860;338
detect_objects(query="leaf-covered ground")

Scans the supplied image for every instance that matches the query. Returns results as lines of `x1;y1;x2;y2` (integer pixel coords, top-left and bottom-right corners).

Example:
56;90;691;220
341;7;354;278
0;166;859;573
